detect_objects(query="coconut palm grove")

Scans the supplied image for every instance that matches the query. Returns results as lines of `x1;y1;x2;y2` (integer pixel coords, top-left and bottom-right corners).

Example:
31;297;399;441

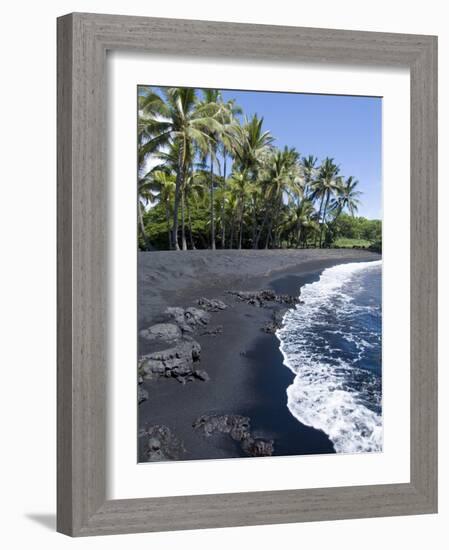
137;86;381;252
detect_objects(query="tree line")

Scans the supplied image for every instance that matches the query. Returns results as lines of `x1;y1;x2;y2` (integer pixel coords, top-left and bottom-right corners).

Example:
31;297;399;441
138;86;380;252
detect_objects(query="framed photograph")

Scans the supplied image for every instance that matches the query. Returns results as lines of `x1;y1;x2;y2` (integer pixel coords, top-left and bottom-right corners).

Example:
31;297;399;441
57;13;438;536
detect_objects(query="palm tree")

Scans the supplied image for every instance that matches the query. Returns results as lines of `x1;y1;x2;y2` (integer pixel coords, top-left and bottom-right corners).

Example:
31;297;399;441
226;192;239;249
331;176;362;218
218;99;242;248
137;176;153;250
139;87;222;250
301;155;318;198
137;159;172;250
233;114;273;174
292;199;316;247
184;171;206;250
142;170;176;249
137;87;367;252
155;140;198;250
311;157;341;247
228;170;255;249
258;147;301;248
226;114;273;248
200;89;226;250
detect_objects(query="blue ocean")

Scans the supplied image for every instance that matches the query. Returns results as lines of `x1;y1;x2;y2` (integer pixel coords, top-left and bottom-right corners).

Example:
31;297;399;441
277;260;382;453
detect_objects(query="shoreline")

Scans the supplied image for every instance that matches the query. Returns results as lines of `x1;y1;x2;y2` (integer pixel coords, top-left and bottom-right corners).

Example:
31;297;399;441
138;249;381;462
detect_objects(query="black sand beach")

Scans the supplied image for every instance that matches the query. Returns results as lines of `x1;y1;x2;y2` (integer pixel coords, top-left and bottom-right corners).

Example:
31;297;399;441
138;249;381;462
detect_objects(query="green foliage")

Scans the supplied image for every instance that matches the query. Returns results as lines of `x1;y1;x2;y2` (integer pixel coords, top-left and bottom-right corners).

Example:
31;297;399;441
330;214;382;250
369;238;382;253
137;86;381;252
334;238;373;248
332;214;380;239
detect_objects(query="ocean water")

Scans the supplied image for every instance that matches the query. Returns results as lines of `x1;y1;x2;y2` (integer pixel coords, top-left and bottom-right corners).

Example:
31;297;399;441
276;260;382;454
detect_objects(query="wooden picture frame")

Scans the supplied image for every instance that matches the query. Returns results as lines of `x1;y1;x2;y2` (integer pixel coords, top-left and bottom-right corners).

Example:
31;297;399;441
57;12;438;536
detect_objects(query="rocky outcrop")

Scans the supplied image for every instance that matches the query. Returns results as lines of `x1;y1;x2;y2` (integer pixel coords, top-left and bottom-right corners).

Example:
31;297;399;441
138;385;149;404
139;298;225;349
193;414;274;457
263;308;288;334
138;302;221;384
184;307;211;327
197;297;228;312
227;289;300;308
163;306;186;327
140;425;186;461
243;438;275;457
139;322;182;342
165;306;211;334
138;338;208;384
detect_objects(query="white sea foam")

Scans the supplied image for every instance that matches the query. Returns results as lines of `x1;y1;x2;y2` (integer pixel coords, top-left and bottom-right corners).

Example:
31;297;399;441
277;261;383;454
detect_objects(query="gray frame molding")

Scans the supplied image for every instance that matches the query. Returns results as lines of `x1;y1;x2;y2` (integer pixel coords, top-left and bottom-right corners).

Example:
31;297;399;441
57;12;438;536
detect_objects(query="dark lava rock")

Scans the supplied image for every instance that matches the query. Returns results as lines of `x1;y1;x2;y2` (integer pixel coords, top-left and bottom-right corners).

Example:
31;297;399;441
138;385;149;404
164;306;188;327
184;307;211;327
262;308;288;334
139;322;182;342
193;414;249;439
197;297;228;312
138;338;209;383
228;289;300;308
193;414;274;457
165;306;211;334
142;425;185;461
139;339;200;379
242;438;275;457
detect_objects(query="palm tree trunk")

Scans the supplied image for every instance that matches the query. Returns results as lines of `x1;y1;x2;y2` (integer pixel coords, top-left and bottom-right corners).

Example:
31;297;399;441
254;204;271;249
265;213;274;249
266;198;280;249
319;192;331;248
251;199;258;248
238;194;245;249
138;201;149;250
265;229;272;249
274;196;282;248
165;199;172;250
294;206;302;248
229;209;236;249
181;186;187;251
210;157;216;250
186;195;196;250
221;156;227;248
297;225;302;249
295;222;301;247
172;146;184;251
315;193;325;248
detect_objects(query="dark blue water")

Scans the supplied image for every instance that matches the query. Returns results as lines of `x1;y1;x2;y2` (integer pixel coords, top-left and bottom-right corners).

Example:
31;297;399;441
277;261;382;453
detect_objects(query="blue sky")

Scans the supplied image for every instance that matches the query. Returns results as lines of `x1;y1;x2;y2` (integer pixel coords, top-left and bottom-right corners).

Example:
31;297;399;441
222;90;382;219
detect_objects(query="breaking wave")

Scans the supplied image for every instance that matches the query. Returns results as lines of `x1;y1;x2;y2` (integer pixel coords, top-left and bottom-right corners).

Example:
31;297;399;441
276;260;383;453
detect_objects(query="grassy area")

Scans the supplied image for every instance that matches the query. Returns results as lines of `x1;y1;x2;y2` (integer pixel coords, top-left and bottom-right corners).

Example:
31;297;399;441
333;237;372;249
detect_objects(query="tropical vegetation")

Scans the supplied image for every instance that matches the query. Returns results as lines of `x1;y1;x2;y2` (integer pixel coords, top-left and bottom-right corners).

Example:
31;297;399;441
138;86;381;252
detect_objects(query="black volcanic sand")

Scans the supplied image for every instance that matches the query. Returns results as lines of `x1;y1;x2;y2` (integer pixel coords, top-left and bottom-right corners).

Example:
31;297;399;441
138;249;381;462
